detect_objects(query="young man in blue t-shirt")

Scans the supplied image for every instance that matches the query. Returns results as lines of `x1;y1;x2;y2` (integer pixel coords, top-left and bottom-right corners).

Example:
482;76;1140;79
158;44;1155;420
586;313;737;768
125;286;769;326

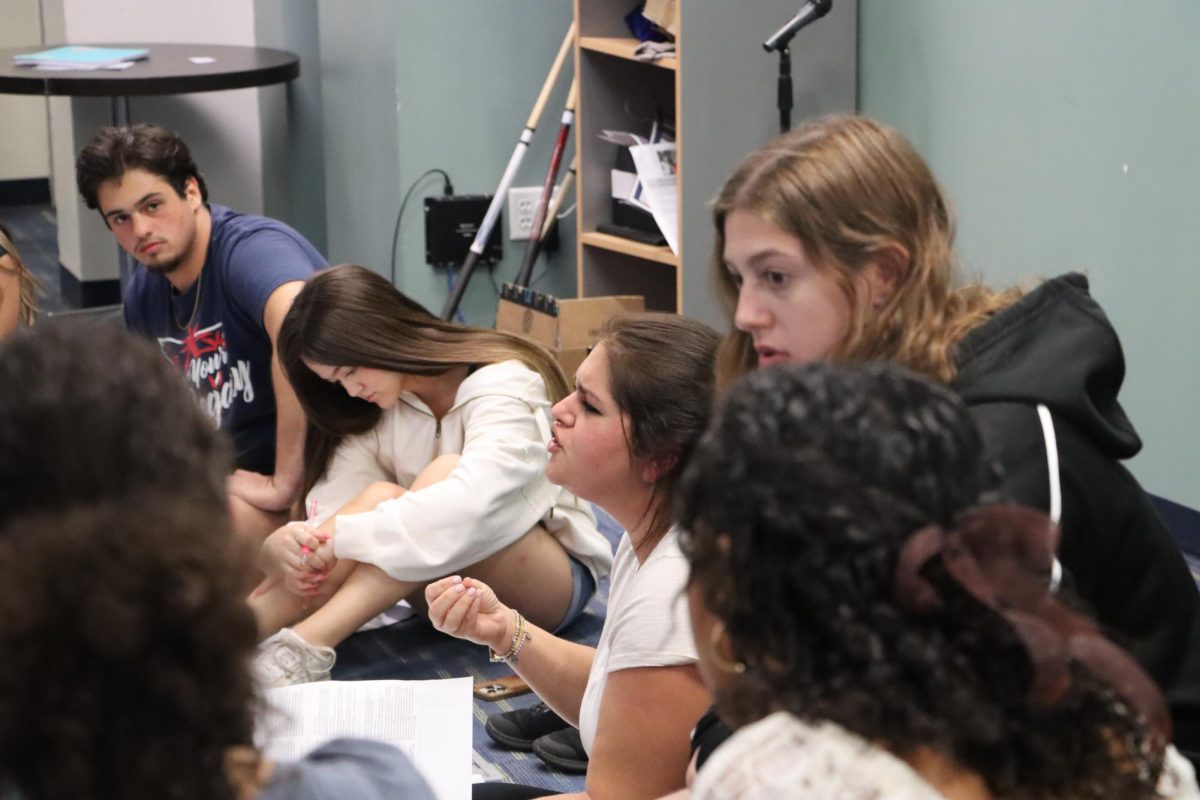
75;124;327;542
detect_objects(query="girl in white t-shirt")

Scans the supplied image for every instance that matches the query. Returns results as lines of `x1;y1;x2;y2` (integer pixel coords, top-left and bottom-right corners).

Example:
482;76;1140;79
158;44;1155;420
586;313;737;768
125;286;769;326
427;313;720;800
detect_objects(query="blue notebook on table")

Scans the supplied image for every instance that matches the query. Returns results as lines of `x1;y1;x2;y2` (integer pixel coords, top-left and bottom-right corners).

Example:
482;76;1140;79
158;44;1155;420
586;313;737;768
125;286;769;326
12;45;149;70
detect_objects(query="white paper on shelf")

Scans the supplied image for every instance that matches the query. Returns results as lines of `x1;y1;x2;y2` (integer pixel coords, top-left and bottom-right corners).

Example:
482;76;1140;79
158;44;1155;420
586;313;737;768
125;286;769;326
611;168;639;203
628;142;679;255
598;129;647;147
257;677;472;800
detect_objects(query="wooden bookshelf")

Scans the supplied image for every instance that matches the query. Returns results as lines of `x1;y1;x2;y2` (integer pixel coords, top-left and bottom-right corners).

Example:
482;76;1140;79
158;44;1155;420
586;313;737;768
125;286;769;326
580;230;678;267
578;36;677;71
572;0;857;321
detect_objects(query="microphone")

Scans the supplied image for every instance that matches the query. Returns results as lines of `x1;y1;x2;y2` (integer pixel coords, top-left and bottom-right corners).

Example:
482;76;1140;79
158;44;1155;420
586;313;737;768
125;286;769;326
763;0;833;52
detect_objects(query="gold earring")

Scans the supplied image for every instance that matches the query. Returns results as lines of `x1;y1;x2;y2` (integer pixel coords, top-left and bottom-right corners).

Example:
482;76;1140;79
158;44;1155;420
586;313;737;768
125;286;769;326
709;621;747;674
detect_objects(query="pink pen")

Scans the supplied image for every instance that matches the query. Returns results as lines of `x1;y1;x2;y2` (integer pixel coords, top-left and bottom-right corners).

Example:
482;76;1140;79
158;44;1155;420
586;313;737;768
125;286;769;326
300;499;317;564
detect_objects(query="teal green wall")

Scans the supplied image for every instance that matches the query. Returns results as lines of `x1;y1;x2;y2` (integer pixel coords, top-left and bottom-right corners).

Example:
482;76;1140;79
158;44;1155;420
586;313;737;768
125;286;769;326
392;2;578;325
255;0;327;255
315;1;576;327
860;0;1200;507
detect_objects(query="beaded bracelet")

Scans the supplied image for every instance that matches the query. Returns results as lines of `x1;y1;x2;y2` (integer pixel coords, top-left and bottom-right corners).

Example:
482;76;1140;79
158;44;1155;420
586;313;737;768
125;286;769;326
489;608;532;664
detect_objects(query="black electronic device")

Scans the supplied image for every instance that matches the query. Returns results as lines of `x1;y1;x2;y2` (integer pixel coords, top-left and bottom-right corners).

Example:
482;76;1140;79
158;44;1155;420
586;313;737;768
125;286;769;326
596;222;666;248
424;194;502;269
610;197;661;236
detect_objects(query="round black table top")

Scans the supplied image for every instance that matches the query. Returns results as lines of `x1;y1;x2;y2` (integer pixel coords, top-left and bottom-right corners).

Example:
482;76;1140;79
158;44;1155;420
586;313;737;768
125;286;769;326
0;43;299;97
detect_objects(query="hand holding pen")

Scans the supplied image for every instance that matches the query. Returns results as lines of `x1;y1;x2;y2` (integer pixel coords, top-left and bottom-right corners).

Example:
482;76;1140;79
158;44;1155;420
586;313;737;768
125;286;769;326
252;502;331;599
304;501;336;573
299;499;317;566
295;499;333;599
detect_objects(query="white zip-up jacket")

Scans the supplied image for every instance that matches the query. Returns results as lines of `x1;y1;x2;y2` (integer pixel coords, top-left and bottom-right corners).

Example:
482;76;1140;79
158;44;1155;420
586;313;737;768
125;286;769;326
309;360;613;584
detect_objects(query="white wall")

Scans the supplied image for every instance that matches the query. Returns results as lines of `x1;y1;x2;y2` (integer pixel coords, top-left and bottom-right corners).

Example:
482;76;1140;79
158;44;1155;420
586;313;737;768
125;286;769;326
0;0;50;182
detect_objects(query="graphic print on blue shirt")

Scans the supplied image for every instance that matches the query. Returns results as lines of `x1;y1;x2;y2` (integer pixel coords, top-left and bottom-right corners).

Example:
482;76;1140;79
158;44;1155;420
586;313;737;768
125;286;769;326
157;321;255;427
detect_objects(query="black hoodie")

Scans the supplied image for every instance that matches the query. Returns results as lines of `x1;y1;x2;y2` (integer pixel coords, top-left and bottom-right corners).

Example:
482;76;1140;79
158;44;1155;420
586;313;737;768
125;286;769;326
953;272;1200;762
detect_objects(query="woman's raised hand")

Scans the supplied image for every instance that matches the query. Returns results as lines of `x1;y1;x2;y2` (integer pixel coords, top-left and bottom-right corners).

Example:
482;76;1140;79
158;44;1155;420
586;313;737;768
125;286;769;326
425;576;511;649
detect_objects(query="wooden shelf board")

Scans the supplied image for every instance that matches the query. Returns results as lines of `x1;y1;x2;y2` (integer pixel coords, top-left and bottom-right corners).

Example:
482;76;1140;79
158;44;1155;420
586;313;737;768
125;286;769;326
581;231;679;266
579;36;677;71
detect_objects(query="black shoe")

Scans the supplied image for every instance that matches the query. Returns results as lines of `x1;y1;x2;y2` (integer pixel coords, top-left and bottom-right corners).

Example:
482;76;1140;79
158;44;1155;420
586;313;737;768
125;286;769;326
532;727;589;774
485;702;571;750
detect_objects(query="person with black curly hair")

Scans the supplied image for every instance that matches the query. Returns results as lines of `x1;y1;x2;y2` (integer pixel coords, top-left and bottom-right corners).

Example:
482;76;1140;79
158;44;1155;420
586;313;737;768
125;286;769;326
0;322;433;799
675;362;1198;799
0;321;228;524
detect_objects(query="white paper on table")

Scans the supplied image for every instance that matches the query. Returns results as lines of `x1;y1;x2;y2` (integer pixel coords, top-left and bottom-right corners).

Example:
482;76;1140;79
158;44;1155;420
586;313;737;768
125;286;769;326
628;142;679;255
257;677;472;800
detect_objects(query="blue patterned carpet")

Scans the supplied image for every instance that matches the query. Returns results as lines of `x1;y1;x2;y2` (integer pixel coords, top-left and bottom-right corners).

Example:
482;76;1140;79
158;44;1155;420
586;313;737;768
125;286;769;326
333;508;621;794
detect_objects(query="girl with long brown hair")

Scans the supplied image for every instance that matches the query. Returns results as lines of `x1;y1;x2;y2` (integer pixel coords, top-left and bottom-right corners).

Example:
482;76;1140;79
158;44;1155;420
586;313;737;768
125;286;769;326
250;265;612;686
711;114;1200;764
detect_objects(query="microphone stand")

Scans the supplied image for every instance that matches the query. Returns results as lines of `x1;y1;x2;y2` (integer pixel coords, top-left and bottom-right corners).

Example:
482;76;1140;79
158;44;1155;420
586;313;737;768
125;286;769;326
763;0;832;134
774;44;794;134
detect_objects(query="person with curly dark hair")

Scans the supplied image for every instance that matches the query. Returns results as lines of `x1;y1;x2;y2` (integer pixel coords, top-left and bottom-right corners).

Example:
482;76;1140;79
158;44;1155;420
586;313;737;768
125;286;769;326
0;320;228;523
0;322;434;799
676;362;1198;799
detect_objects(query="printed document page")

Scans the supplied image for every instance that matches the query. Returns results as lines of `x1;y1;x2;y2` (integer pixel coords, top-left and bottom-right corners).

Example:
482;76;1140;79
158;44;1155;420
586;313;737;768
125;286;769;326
258;677;472;800
629;142;679;255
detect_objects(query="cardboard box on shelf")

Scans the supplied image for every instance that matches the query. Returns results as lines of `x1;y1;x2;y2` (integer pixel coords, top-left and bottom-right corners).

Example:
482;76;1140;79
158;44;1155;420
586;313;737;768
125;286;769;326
496;295;645;378
641;0;679;38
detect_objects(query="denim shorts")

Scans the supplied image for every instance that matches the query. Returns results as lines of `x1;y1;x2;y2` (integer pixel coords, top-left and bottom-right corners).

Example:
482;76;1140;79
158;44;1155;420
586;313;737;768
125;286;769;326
552;555;596;633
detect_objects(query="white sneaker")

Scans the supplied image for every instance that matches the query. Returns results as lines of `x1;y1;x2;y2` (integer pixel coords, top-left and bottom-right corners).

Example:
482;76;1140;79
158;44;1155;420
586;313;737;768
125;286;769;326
253;628;336;688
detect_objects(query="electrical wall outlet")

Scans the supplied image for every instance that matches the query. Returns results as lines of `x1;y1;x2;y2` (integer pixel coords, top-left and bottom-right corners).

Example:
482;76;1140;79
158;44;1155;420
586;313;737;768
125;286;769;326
508;185;560;241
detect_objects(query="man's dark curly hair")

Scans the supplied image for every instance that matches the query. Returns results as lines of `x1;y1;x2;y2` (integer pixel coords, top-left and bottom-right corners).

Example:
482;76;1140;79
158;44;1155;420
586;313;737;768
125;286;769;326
0;320;229;525
0;499;259;799
677;362;1161;798
76;123;209;211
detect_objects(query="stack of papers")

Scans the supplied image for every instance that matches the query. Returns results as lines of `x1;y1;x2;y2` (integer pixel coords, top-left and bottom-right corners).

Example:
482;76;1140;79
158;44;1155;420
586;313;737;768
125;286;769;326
257;677;473;800
627;142;678;255
601;126;679;255
12;45;149;71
